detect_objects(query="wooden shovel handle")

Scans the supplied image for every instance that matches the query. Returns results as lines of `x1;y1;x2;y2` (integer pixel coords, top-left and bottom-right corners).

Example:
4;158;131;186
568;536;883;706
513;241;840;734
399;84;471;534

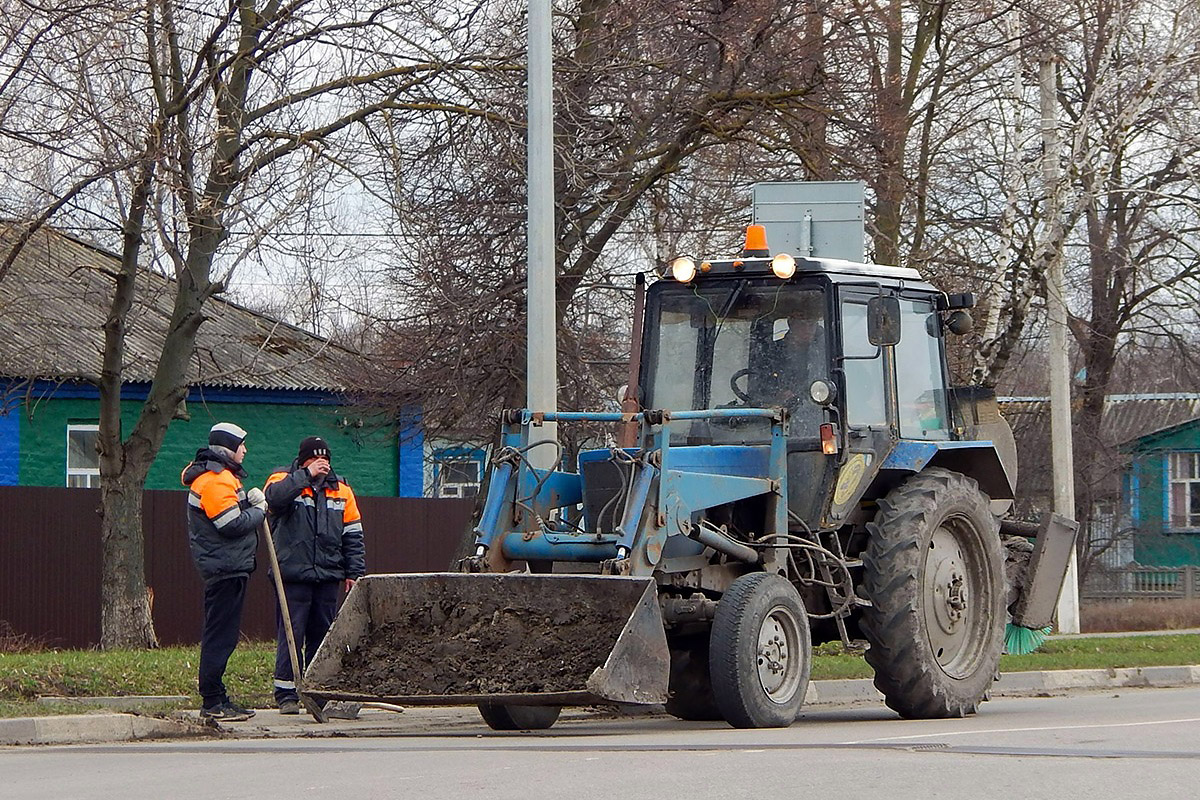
260;517;326;723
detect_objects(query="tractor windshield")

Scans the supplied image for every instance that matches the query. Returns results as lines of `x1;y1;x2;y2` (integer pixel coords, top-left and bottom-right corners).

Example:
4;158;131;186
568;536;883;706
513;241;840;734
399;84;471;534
643;280;829;443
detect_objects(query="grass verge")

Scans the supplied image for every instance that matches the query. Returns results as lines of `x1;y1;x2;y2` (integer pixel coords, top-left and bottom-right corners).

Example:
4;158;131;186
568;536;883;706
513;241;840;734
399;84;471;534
808;633;1200;681
0;641;276;718
2;634;1198;717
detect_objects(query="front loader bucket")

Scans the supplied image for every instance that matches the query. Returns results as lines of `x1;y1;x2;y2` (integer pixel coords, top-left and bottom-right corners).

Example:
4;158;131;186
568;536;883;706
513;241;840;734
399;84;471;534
303;573;670;707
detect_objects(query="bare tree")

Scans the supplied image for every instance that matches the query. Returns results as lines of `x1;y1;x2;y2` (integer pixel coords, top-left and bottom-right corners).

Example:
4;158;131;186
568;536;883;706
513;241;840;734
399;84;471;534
1058;2;1200;553
0;0;477;647
355;0;825;445
930;0;1200;572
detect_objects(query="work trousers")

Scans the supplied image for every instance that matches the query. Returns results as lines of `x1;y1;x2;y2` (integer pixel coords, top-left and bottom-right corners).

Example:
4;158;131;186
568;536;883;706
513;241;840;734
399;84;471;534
273;580;340;703
198;575;248;709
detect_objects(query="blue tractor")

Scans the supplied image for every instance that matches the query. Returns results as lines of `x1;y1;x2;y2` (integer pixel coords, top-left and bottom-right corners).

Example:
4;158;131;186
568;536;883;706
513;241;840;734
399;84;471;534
306;226;1075;730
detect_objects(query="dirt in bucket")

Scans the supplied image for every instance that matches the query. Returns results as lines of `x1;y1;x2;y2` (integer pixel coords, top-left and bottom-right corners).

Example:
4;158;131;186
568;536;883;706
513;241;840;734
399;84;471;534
334;597;632;696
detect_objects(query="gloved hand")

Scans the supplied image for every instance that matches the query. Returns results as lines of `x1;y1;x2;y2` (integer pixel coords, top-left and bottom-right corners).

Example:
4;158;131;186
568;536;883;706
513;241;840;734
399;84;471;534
246;487;268;512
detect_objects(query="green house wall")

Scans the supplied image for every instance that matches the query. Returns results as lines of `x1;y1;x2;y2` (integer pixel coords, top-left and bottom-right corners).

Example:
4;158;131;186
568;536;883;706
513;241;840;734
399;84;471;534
1127;423;1200;566
18;395;399;496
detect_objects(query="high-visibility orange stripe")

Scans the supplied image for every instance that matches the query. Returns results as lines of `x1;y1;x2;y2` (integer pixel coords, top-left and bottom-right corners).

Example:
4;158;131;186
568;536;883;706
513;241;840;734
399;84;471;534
190;470;241;522
260;473;360;525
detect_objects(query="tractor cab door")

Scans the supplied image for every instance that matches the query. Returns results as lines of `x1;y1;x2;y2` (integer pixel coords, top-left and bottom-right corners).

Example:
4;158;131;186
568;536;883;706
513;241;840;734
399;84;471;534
892;296;951;441
823;288;954;526
823;289;897;526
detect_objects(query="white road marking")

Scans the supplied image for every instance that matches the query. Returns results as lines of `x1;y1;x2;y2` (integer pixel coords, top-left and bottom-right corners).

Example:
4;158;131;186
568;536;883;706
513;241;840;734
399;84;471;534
843;716;1200;745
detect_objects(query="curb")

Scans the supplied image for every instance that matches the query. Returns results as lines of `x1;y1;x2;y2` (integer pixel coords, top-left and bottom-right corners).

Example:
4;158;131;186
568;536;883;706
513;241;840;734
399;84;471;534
804;678;885;705
802;665;1200;706
5;666;1200;745
0;713;209;746
992;664;1200;695
36;695;189;710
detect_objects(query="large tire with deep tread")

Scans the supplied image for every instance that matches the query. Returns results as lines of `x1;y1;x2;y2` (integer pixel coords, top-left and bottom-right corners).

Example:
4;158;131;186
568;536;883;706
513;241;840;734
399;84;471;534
860;467;1004;719
709;572;811;728
665;637;724;722
477;703;561;731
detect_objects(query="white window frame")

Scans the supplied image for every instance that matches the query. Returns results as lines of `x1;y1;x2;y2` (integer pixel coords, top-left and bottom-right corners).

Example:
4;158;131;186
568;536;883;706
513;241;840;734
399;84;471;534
66;423;101;489
1167;452;1200;530
435;457;482;499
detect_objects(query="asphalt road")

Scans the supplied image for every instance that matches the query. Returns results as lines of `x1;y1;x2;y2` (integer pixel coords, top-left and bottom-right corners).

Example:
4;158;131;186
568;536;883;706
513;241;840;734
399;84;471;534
4;687;1199;799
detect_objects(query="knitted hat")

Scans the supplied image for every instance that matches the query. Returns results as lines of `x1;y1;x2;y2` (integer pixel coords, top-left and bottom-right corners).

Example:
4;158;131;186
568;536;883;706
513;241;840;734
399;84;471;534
298;436;331;464
209;422;247;451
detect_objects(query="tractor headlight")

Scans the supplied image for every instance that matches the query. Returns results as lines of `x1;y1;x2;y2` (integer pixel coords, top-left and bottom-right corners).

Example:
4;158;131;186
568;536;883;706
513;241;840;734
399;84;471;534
670;257;697;283
771;252;796;279
809;379;837;405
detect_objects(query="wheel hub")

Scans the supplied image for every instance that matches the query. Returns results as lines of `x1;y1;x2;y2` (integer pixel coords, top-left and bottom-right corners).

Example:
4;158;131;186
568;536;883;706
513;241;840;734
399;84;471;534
946;574;967;619
755;607;803;703
757;617;789;694
925;525;976;669
930;557;967;633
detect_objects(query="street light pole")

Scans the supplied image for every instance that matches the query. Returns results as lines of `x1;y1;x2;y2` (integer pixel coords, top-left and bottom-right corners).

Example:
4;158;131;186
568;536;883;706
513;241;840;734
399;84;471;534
526;0;558;469
1040;55;1080;633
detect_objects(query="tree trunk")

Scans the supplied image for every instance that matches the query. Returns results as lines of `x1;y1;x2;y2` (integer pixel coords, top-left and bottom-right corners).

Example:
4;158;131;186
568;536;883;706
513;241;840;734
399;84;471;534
99;472;158;649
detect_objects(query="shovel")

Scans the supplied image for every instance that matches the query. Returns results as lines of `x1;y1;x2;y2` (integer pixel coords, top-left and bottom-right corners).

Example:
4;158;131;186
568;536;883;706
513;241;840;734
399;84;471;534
260;517;327;723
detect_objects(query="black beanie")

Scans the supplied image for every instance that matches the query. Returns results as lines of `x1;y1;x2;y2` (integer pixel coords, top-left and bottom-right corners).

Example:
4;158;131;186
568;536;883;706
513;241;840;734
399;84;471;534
298;436;331;464
209;422;247;451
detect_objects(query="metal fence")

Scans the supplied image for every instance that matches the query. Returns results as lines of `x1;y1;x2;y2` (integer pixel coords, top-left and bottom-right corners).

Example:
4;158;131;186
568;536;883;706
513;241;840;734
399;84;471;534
0;486;473;649
1081;565;1200;601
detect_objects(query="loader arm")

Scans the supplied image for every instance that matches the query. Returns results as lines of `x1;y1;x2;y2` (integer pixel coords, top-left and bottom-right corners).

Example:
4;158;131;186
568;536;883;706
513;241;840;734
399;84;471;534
469;408;790;577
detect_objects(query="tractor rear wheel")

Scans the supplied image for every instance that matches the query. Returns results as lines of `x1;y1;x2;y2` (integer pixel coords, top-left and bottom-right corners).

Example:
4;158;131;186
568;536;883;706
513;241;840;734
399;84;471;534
860;468;1004;718
477;703;561;731
709;572;811;728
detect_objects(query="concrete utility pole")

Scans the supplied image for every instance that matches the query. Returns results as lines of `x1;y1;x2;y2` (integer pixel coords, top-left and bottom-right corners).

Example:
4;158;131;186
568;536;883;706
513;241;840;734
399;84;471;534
1040;55;1081;633
526;0;558;469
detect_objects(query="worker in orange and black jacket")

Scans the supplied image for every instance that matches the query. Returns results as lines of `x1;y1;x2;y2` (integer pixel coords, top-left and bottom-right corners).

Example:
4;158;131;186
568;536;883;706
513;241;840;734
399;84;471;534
181;422;267;723
263;436;366;716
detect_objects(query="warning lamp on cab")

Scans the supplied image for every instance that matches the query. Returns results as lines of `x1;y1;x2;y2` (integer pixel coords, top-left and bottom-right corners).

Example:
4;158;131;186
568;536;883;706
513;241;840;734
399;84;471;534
667;225;795;282
742;224;770;257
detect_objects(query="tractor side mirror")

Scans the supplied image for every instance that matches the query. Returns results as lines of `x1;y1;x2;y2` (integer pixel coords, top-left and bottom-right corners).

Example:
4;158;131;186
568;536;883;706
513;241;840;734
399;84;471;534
867;296;901;346
945;309;973;335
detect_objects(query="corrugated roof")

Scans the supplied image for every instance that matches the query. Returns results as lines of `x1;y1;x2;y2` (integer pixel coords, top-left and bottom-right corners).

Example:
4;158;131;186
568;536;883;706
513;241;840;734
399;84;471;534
1000;394;1200;509
0;224;349;392
1000;394;1200;449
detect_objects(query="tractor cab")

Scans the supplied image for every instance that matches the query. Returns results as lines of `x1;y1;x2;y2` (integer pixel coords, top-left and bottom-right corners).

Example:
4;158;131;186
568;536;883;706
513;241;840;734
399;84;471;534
639;226;999;529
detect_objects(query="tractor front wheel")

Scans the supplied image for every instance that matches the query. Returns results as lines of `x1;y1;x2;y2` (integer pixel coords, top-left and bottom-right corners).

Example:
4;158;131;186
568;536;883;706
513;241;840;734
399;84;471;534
709;572;811;728
860;468;1004;719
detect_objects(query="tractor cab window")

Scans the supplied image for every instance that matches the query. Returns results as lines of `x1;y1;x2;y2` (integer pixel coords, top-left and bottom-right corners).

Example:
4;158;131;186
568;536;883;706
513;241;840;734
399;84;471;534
839;299;887;427
894;298;950;440
645;281;829;443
